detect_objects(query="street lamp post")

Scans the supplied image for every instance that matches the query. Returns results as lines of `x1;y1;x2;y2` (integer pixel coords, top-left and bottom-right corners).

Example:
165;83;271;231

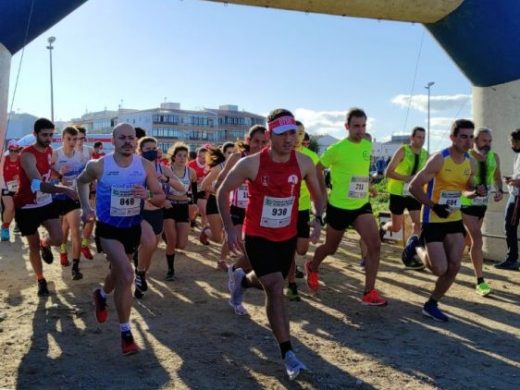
425;81;435;153
46;36;56;122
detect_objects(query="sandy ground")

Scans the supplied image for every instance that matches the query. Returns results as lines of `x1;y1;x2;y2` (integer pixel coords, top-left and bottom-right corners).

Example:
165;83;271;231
0;226;519;390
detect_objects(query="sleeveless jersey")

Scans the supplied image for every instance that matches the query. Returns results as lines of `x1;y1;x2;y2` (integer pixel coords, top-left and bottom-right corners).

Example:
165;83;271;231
387;145;428;196
244;148;301;241
52;147;85;200
230;152;249;209
188;159;206;181
320;138;372;210
14;145;53;209
461;150;497;207
298;146;319;211
3;156;20;193
96;154;146;228
170;166;191;197
422;148;471;223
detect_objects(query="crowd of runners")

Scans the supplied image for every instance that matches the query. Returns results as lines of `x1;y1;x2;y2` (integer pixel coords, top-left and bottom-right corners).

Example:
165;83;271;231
1;108;519;380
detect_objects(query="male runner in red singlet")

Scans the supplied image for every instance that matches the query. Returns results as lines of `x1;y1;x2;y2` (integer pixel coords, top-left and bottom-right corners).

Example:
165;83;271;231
217;109;325;380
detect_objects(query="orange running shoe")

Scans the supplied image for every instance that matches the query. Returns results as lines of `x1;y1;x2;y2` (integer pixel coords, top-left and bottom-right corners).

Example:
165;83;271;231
92;288;108;323
305;260;319;292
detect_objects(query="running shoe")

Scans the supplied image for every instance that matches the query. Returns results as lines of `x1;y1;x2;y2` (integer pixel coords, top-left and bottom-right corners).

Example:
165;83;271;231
286;284;301;302
401;235;419;266
284;351;307;380
475;281;492;297
228;301;249;316
1;227;10;241
305;261;319;292
405;256;425;270
134;288;144;299
37;279;50;297
361;289;388;306
228;267;245;307
199;227;210;245
81;245;94;260
165;270;175;281
422;301;449;322
92;288;108;323
71;263;83;280
121;331;139;356
135;271;148;292
294;266;304;279
40;242;54;264
60;252;70;267
494;260;520;270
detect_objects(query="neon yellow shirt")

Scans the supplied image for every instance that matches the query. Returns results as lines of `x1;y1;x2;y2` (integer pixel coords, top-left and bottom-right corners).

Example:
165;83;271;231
461;150;497;207
320;138;371;210
297;146;319;211
387;145;428;196
422;148;471;223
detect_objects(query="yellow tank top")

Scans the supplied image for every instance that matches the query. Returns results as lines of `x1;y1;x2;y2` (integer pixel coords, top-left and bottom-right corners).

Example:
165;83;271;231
421;148;471;223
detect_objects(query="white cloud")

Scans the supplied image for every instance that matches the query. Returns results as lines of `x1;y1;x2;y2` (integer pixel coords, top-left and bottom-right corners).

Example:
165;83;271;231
391;94;471;113
293;108;375;139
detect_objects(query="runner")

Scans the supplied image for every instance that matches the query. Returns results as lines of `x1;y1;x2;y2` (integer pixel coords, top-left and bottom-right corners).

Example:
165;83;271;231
92;141;105;159
163;142;197;280
286;121;319;302
14;118;78;296
1;140;22;241
134;137;184;297
460;128;503;295
77;123;165;354
384;126;428;270
200;143;235;268
51;126;85;280
408;119;481;321
217;109;325;380
305;108;388;306
215;125;269;280
74;126;95;260
188;146;208;228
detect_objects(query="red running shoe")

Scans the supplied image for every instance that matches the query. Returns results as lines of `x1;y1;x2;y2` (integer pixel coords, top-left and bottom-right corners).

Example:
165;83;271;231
92;288;108;323
121;332;139;356
60;252;70;267
361;289;388;306
81;245;94;260
305;260;319;292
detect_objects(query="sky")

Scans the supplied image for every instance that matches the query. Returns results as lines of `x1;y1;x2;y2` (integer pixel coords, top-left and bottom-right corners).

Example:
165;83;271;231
7;0;472;150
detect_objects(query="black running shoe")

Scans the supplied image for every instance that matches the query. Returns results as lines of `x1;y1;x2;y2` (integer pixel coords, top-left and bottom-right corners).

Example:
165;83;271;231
72;263;83;280
134;288;144;299
165;270;175;281
135;271;148;292
294;266;304;279
40;243;54;264
37;279;50;297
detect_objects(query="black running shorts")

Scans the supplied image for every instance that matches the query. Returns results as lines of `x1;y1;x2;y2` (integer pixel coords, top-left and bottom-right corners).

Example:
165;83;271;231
206;194;219;216
420;220;466;244
245;235;297;279
389;194;422;215
325;202;373;231
142;208;164;235
95;221;141;255
15;203;60;236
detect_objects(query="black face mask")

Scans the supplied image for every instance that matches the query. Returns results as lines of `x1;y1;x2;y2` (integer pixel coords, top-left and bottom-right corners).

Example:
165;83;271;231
142;150;158;161
512;147;520;153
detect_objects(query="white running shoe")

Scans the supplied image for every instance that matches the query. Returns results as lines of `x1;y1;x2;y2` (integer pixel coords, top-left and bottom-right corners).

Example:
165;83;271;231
228;301;249;316
228;267;245;306
284;350;307;380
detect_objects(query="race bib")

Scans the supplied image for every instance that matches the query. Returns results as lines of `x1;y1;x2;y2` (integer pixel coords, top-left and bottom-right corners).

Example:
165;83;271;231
110;186;140;217
236;185;249;208
62;174;77;188
348;176;369;199
6;180;18;193
403;183;411;197
439;191;461;209
473;194;489;206
36;191;52;205
260;196;294;228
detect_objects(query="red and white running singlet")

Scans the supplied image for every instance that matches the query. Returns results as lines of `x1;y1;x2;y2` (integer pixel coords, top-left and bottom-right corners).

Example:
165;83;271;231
244;148;301;241
188;159;206;181
14;145;53;209
3;157;20;193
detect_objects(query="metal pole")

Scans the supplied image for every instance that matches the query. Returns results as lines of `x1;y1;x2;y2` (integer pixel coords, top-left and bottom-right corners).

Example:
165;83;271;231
47;36;55;122
425;81;434;153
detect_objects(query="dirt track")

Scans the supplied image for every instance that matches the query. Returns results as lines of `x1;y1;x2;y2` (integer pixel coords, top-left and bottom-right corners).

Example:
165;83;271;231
0;228;519;389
